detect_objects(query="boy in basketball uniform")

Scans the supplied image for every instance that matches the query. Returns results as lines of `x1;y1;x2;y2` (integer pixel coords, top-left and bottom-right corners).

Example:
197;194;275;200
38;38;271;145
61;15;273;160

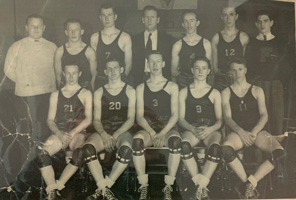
132;51;181;200
179;56;222;200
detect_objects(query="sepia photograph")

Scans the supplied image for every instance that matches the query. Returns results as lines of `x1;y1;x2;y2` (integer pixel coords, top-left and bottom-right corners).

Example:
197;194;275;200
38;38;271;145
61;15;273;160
0;0;295;199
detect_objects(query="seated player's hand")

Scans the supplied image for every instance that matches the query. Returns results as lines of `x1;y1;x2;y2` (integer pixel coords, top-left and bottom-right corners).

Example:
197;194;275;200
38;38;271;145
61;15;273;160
197;126;212;140
239;131;254;147
62;133;72;149
101;132;116;152
193;127;205;140
152;134;165;148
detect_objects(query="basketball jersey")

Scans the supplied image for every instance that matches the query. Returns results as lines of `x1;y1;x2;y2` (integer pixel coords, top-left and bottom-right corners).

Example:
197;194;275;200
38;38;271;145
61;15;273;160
101;84;128;125
185;87;216;126
217;31;244;73
55;87;85;132
179;38;206;75
96;31;124;75
61;44;91;87
143;81;171;126
229;85;260;131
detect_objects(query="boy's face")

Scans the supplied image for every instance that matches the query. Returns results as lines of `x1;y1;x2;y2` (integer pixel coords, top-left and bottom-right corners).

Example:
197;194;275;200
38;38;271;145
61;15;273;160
182;13;200;34
255;15;273;34
100;8;117;28
191;60;210;81
65;22;84;42
147;54;165;75
104;61;123;80
221;7;238;27
230;63;247;81
63;65;81;85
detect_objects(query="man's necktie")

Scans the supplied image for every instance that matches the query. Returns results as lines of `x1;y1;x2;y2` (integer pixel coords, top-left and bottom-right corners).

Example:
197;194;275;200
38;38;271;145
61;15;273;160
146;33;152;54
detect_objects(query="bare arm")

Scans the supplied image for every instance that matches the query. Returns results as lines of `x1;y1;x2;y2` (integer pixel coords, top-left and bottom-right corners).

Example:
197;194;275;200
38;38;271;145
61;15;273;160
211;33;219;74
207;89;223;132
47;91;64;137
171;40;182;82
178;87;195;131
90;32;99;51
203;39;212;62
122;33;132;76
136;84;157;137
86;47;97;91
240;31;249;56
112;86;136;139
250;86;268;135
93;88;106;135
54;47;64;89
68;90;92;136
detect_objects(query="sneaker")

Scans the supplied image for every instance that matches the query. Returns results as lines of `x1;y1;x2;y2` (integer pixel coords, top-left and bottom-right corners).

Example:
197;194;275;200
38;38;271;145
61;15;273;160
47;189;57;200
85;189;103;200
162;185;173;200
196;186;210;200
103;188;118;200
138;185;149;200
245;182;260;199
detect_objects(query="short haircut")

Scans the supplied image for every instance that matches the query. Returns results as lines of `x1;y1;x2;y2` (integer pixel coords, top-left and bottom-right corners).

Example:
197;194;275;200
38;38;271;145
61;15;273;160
228;56;247;67
100;3;116;15
147;50;163;60
105;57;122;68
64;18;82;30
192;56;211;70
220;3;237;15
26;14;44;24
255;9;273;21
62;62;81;71
143;5;158;17
182;10;198;21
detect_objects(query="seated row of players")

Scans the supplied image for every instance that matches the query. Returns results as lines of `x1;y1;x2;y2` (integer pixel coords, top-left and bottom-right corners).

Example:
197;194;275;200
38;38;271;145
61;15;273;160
36;51;284;200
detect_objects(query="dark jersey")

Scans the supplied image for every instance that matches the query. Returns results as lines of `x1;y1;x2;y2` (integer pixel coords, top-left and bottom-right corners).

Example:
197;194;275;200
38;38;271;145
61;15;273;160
229;85;260;131
185;87;216;126
61;44;91;88
55;87;85;132
179;38;206;75
246;37;286;81
143;81;171;131
101;84;128;134
96;31;124;75
217;31;244;73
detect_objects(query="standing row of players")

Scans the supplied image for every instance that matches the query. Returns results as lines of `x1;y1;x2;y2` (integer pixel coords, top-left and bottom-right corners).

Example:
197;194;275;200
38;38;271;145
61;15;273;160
3;2;286;200
36;52;283;200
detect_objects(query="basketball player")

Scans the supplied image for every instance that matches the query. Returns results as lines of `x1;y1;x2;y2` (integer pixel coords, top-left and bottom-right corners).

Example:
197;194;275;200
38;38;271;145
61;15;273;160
91;3;132;89
56;57;135;200
54;18;97;90
221;57;284;199
171;10;211;88
35;63;92;200
179;56;222;200
212;5;249;91
132;51;180;200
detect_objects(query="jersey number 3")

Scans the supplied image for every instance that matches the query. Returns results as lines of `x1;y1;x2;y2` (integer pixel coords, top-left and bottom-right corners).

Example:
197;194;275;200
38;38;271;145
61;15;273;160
109;102;121;110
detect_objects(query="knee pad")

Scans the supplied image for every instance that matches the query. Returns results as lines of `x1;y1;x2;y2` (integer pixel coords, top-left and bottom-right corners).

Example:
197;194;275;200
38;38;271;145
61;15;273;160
35;150;52;168
70;148;84;167
82;144;97;163
268;149;285;167
206;143;222;163
222;145;236;163
117;145;133;164
132;138;145;156
168;136;181;154
180;141;193;160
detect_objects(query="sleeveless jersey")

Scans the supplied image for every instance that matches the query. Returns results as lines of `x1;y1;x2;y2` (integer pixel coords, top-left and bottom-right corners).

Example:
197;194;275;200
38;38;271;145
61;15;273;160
217;31;244;73
185;87;216;126
144;81;171;128
179;38;206;75
101;84;128;133
96;31;124;75
229;85;260;131
55;87;85;132
61;44;91;87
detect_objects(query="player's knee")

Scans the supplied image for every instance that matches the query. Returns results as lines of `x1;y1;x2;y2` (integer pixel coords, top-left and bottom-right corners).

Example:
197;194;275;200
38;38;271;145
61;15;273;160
168;136;181;154
180;141;193;160
117;145;133;164
222;145;237;163
132;138;145;156
70;148;84;167
206;143;222;163
82;144;97;163
268;149;285;167
35;150;52;168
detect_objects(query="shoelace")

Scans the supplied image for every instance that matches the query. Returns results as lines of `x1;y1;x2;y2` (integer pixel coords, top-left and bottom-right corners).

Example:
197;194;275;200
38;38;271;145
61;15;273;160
138;185;148;199
162;185;173;199
93;189;102;198
104;188;116;200
196;187;210;200
245;184;255;198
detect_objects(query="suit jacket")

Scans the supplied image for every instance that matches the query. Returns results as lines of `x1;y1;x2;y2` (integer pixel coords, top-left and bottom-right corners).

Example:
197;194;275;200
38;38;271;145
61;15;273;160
131;31;173;86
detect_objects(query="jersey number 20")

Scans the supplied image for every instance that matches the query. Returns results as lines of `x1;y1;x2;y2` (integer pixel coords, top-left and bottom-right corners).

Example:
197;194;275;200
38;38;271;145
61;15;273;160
109;102;121;110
